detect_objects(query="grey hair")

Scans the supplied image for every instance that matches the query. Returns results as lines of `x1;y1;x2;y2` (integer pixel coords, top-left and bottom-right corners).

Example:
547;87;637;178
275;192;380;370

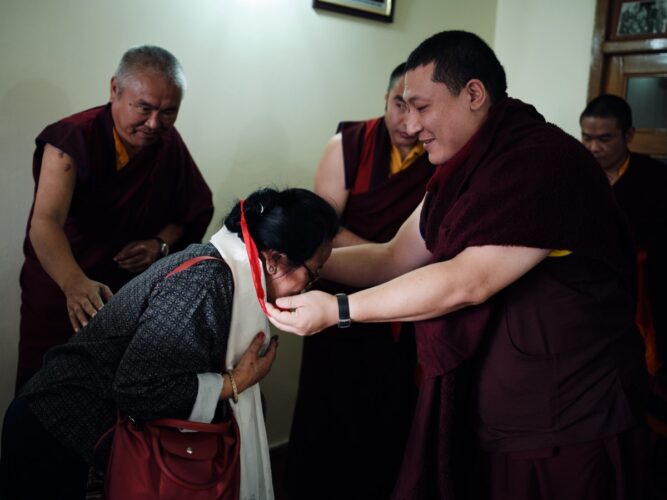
113;45;187;97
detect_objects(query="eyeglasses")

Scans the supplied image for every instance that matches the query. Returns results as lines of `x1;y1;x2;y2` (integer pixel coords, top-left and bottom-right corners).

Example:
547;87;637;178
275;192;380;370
301;262;320;292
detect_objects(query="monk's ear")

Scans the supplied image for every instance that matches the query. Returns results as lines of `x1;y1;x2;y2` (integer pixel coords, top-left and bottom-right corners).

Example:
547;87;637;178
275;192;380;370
110;77;119;102
464;79;488;111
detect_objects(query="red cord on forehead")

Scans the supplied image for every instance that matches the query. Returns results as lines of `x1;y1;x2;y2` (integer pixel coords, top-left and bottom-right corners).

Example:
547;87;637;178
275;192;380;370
239;199;269;316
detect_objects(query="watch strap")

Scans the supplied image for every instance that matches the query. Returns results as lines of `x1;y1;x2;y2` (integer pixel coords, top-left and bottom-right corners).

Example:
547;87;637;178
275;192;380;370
335;293;352;328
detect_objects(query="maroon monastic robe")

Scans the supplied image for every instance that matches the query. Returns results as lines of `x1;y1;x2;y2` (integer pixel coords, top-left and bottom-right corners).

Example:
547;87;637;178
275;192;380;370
287;117;434;500
392;98;647;499
614;153;667;495
614;152;667;375
18;104;213;390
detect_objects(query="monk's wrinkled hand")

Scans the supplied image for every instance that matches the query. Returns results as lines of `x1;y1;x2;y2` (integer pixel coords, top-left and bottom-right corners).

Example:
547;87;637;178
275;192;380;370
232;332;279;392
62;275;113;332
114;239;161;273
266;291;338;336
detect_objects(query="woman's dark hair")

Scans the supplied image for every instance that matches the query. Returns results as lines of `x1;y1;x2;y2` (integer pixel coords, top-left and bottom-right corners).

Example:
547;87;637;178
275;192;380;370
224;188;339;267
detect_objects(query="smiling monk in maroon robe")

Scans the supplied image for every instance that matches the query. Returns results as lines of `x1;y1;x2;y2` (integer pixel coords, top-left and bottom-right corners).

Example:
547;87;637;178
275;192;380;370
268;32;648;500
17;46;213;391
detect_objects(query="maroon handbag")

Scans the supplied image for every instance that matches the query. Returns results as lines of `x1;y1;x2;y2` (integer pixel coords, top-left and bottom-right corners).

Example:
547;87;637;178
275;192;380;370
104;256;240;499
104;414;240;500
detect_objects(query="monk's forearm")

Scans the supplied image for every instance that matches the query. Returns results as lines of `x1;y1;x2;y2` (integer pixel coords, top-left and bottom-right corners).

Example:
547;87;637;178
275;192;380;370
346;245;551;324
322;241;404;287
324;226;430;287
266;259;477;335
348;260;478;323
29;217;87;291
332;227;370;248
268;246;550;337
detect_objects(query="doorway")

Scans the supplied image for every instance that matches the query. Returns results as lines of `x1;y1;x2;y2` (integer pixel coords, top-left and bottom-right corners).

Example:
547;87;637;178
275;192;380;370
589;0;667;159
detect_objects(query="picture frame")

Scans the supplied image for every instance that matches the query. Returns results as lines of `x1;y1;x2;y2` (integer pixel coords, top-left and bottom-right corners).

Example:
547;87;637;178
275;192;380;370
312;0;394;23
616;0;667;37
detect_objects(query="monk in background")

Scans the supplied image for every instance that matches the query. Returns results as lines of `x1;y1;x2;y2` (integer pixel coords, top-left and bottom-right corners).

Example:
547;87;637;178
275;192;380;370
287;63;433;500
581;93;667;500
17;45;213;391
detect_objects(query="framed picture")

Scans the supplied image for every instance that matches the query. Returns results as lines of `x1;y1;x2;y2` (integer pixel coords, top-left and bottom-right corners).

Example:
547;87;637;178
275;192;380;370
616;0;667;36
313;0;394;23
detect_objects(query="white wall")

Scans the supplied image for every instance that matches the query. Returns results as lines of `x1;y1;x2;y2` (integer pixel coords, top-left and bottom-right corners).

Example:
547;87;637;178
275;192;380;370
494;0;597;137
0;0;498;446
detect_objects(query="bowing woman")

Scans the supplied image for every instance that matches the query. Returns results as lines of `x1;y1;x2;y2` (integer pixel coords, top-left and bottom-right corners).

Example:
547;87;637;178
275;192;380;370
0;187;339;500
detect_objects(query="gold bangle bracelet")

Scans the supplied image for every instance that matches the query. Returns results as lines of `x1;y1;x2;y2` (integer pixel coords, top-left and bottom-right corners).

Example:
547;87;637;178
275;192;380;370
226;370;239;404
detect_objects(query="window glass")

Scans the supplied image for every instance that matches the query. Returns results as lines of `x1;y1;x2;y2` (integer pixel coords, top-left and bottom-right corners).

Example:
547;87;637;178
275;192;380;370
626;76;667;129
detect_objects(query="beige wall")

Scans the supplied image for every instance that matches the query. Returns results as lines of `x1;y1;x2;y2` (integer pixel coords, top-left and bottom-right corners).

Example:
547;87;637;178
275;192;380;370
0;0;600;448
495;0;597;136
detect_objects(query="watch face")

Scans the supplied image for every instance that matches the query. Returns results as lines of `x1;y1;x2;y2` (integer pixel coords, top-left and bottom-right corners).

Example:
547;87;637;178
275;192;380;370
160;242;168;256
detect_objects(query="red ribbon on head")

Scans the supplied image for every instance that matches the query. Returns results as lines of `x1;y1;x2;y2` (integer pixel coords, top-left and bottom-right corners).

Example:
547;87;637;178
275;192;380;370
239;199;269;316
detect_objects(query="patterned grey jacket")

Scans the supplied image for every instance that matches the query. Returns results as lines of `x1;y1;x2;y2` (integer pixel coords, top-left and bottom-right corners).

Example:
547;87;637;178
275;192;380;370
20;243;234;463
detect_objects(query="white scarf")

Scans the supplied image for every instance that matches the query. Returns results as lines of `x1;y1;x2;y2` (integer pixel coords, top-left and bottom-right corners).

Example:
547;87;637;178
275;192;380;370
210;227;274;500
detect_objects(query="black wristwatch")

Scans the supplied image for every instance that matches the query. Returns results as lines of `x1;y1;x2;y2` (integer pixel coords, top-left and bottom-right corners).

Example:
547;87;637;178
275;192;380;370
154;236;169;257
335;293;352;328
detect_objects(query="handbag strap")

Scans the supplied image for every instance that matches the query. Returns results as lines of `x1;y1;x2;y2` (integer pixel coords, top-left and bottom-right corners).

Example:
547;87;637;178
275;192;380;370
150;417;230;433
165;255;224;279
94;414;121;451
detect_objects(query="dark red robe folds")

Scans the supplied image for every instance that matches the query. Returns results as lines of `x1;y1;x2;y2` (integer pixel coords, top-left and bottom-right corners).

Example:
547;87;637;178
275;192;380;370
392;98;647;499
287;117;434;500
18;104;213;390
614;152;667;376
614;153;667;496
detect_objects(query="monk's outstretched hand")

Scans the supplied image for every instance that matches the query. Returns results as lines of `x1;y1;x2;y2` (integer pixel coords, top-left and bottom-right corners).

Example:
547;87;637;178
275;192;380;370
266;291;339;336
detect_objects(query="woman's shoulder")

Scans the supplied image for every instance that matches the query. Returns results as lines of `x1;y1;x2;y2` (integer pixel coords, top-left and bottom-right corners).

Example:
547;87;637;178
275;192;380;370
155;243;234;296
151;243;226;274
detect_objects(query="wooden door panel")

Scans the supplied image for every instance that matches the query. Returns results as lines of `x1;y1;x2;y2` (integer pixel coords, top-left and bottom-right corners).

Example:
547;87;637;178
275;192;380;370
592;0;667;158
603;52;667;157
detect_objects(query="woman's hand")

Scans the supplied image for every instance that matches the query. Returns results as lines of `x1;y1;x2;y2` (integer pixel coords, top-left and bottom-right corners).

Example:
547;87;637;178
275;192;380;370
229;331;279;394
